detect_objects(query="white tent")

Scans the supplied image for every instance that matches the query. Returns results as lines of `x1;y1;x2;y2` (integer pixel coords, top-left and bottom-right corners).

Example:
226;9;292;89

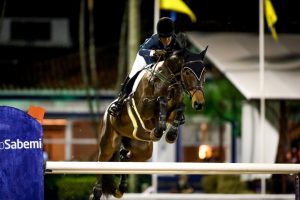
187;31;300;180
187;32;300;100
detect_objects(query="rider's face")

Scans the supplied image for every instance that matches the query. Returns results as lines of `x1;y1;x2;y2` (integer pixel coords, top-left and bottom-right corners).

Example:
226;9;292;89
160;36;172;47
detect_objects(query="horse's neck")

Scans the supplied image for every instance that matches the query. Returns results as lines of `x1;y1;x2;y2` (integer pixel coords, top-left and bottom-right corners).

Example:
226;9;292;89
163;58;181;74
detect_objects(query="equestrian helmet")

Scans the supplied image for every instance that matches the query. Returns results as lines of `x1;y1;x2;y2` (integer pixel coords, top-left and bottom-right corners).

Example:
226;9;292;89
157;17;175;38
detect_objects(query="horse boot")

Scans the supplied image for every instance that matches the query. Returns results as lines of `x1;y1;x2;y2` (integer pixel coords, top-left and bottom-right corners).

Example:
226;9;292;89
108;77;130;117
152;96;167;140
165;104;185;143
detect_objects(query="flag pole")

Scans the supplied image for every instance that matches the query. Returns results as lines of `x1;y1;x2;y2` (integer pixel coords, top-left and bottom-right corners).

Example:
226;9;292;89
259;0;266;194
154;0;160;34
152;0;160;193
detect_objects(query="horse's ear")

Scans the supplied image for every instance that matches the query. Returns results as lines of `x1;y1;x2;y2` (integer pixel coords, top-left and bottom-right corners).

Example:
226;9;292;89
176;32;187;48
199;45;208;60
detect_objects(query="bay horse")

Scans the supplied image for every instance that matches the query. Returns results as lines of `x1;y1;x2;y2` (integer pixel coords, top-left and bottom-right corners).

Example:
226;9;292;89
90;46;207;200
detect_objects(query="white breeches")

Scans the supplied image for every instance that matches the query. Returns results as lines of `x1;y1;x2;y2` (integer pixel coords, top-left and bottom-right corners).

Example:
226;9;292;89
129;53;147;78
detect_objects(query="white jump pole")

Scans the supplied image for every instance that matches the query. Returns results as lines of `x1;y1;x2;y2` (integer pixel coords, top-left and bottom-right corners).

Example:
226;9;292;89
45;162;300;200
45;162;300;175
115;193;294;200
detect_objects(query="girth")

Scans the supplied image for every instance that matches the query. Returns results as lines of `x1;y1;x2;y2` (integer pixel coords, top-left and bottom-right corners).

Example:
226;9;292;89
126;97;152;142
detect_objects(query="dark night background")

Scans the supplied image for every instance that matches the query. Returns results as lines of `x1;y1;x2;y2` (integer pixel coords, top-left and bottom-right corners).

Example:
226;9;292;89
0;0;299;90
3;0;300;46
1;0;300;196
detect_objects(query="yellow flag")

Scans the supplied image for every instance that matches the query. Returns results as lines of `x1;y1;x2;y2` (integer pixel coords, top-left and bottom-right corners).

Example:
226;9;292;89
265;0;278;41
160;0;197;23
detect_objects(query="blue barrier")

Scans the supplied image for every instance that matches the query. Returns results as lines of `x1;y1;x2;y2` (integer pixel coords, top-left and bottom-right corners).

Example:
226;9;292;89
0;106;44;200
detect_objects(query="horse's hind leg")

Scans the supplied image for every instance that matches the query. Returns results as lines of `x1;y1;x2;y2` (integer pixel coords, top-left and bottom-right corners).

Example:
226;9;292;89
89;177;102;200
90;113;121;199
90;118;106;200
106;149;128;199
115;146;130;195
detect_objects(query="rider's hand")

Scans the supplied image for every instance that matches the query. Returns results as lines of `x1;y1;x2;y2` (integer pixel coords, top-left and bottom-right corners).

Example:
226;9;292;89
153;49;167;57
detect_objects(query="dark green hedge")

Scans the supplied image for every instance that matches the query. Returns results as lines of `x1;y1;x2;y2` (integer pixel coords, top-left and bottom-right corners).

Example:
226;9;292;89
45;175;97;200
201;175;253;193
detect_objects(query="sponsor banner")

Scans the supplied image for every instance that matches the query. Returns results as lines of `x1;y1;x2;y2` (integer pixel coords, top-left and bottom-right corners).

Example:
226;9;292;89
0;106;44;200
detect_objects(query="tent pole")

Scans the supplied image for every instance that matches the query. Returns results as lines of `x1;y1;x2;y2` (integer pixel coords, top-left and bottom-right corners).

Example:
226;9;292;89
259;0;266;194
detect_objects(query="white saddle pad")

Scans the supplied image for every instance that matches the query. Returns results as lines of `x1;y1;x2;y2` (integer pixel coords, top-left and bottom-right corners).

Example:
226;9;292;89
130;70;147;95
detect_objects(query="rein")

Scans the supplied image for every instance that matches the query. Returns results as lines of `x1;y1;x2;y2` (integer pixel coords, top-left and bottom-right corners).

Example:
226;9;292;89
145;54;177;84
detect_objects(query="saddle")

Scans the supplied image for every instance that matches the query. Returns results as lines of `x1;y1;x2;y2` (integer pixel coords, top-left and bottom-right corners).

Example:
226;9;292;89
128;63;155;95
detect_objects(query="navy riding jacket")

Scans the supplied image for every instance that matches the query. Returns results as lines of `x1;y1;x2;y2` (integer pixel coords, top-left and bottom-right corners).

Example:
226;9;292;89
138;34;182;64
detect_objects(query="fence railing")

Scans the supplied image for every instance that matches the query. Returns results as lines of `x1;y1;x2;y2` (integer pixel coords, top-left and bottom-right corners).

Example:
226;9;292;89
45;162;300;200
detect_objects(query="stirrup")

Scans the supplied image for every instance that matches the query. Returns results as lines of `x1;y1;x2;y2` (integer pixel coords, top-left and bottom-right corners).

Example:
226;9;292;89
108;103;122;117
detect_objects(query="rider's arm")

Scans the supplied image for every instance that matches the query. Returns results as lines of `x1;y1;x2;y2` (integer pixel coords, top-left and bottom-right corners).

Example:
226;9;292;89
138;35;160;58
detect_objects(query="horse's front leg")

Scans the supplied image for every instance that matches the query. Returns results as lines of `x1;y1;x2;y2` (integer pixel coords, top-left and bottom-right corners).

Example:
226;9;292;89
158;96;167;131
151;96;167;141
165;104;185;143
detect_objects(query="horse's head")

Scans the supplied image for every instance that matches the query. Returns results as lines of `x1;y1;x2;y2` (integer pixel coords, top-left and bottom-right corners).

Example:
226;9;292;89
180;46;208;111
154;46;207;111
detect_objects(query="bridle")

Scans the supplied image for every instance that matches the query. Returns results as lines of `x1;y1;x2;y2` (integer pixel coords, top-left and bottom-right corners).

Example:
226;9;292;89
180;60;206;100
145;55;206;100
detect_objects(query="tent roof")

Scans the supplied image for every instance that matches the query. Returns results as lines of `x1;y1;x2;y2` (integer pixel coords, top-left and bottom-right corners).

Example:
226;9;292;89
187;32;300;100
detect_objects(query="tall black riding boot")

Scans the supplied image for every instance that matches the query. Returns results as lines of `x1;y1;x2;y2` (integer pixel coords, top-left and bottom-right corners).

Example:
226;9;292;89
108;77;130;117
108;92;128;117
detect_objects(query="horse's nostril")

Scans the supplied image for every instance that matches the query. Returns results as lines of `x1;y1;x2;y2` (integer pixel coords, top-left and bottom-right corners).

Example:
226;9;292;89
194;102;203;110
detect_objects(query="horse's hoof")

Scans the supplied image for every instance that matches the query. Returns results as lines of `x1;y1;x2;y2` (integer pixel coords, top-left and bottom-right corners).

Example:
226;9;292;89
150;129;162;141
91;185;102;200
165;129;178;143
113;189;124;199
89;194;100;200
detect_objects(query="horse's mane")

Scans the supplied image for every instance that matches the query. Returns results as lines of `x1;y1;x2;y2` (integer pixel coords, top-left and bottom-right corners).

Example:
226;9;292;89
167;47;207;80
163;43;208;78
170;48;201;62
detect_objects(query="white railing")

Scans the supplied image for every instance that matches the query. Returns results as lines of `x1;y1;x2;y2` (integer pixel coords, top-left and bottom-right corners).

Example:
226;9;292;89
45;161;300;175
111;193;294;200
45;162;300;200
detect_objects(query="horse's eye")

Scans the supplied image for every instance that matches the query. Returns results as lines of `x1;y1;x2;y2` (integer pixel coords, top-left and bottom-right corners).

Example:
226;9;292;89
183;70;189;77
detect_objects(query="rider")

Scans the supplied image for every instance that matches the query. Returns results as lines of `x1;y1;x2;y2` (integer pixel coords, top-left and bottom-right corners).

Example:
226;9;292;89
108;17;184;117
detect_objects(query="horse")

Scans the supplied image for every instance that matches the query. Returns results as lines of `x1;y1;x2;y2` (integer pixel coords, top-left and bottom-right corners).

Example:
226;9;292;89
90;46;208;200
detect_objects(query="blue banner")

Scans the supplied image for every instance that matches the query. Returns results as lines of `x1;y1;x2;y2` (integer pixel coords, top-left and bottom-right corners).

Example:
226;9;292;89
0;106;44;200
